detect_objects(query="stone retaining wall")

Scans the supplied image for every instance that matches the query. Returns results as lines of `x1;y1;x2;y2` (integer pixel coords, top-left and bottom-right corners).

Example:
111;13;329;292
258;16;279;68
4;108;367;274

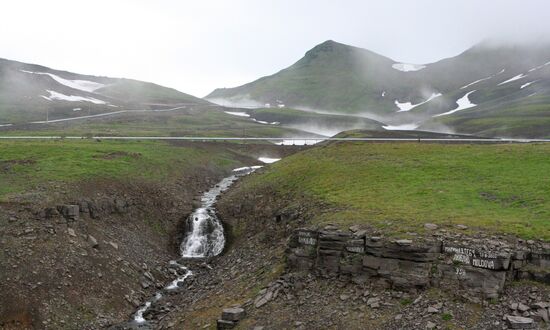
287;229;549;299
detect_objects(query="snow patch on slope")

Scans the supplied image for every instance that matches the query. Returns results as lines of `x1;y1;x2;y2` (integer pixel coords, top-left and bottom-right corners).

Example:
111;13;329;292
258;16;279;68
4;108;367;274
224;111;250;117
41;90;107;104
395;93;441;112
383;123;419;130
392;63;426;72
520;81;538;89
460;76;491;89
252;118;279;125
460;68;507;89
498;74;527;86
433;91;477;117
21;70;106;92
258;157;281;164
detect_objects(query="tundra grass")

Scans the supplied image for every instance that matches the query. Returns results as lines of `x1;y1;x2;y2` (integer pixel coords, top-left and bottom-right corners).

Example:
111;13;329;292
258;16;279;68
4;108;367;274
0;139;241;199
241;142;550;239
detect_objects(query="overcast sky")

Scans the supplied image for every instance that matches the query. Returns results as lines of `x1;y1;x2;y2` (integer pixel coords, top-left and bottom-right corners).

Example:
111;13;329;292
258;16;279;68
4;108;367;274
2;0;549;97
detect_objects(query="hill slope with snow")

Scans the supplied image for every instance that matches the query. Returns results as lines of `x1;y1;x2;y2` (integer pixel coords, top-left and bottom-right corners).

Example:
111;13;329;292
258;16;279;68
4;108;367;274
0;58;207;124
206;40;550;138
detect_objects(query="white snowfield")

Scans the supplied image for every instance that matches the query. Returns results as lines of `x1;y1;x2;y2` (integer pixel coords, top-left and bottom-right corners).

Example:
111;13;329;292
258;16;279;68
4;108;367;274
258;157;281;163
20;70;106;92
223;111;250;117
41;90;107;104
395;93;441;112
0;123;13;127
498;74;527;86
392;63;426;72
520;81;538;89
433;90;477;117
382;123;419;131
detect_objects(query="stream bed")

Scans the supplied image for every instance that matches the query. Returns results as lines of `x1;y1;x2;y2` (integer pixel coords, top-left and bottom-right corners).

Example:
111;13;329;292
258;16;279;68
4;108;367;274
128;166;261;327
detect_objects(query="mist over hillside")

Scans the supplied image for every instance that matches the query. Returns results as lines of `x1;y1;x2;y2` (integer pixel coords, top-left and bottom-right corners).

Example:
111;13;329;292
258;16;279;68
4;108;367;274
0;58;207;124
207;40;550;138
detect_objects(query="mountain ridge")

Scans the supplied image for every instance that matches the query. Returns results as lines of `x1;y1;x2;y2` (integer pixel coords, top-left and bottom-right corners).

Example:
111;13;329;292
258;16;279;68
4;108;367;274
206;39;550;138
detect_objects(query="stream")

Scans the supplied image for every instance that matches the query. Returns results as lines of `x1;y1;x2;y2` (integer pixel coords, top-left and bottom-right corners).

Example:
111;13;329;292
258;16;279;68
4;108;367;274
131;166;262;326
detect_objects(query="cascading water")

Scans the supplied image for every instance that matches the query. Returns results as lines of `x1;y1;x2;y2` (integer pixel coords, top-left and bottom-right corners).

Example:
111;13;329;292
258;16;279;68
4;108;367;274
131;166;261;325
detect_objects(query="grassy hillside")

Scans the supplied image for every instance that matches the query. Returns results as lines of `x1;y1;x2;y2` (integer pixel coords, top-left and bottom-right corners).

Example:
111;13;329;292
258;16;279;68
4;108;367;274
0;106;319;139
232;142;550;239
95;79;205;105
0;58;205;124
0;139;242;199
207;40;407;114
334;129;480;139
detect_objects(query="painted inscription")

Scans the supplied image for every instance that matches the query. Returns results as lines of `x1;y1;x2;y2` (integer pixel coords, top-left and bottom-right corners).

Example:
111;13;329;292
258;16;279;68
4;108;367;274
297;231;317;246
444;245;503;270
346;246;365;253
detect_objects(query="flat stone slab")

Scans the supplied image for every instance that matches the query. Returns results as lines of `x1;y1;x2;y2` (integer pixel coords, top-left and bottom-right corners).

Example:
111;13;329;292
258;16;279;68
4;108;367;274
221;307;245;321
217;319;237;329
505;315;535;329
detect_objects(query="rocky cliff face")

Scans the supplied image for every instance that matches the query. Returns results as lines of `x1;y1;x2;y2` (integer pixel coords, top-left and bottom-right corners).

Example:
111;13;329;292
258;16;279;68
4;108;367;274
0;170;226;329
288;228;549;299
199;183;550;329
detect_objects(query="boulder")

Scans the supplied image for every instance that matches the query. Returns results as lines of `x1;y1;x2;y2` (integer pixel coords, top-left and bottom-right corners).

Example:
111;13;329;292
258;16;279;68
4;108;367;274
88;235;99;248
58;205;79;220
217;319;236;329
221;308;245;322
505;315;535;329
518;303;530;313
424;223;438;230
535;308;549;323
